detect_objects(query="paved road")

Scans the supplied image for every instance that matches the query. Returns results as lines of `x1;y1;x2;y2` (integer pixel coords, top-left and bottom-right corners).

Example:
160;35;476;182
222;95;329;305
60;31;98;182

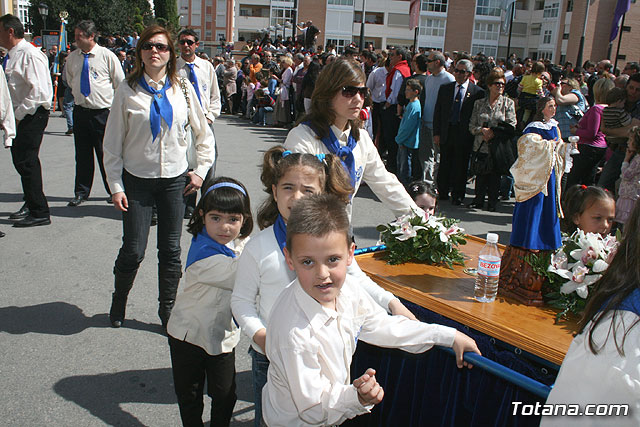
0;113;513;426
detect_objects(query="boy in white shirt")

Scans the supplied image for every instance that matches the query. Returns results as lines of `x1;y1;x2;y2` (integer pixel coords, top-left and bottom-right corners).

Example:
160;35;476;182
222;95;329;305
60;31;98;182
262;194;480;426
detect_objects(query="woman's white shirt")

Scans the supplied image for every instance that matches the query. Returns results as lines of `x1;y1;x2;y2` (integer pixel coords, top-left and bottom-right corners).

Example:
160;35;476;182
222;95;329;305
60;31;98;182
284;123;420;220
103;73;214;194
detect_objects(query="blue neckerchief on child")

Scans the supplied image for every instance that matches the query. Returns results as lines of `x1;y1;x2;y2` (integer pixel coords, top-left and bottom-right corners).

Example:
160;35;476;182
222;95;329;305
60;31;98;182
303;121;357;188
186;230;235;269
273;214;287;255
138;76;173;142
610;288;640;317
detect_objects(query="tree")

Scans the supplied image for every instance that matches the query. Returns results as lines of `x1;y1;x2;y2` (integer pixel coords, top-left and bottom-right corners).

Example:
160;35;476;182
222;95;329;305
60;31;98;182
153;0;180;33
27;0;152;38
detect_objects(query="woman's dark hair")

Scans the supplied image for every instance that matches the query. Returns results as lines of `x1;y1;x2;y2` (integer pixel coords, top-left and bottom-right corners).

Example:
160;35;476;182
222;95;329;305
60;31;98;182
579;200;640;356
561;185;614;234
257;145;353;229
532;96;555;122
187;176;253;238
127;25;178;89
300;58;371;140
407;181;438;209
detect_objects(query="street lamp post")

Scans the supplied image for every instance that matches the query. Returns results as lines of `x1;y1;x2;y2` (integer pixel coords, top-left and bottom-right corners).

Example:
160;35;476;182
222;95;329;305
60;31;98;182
38;3;49;30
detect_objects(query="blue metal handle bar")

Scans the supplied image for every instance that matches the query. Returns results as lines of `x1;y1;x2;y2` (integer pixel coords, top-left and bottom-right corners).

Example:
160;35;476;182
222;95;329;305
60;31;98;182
354;245;386;255
437;346;552;399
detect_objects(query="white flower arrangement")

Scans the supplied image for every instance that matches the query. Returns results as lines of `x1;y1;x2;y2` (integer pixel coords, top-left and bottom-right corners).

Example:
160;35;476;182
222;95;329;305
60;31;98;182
376;212;467;268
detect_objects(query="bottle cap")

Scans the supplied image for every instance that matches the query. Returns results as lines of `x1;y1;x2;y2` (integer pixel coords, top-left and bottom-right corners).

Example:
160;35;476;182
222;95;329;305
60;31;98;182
487;233;498;243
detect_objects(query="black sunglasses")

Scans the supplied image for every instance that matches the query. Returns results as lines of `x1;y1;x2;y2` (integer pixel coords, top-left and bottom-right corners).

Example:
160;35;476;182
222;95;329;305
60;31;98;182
178;39;196;46
141;42;170;52
453;69;468;74
342;86;369;98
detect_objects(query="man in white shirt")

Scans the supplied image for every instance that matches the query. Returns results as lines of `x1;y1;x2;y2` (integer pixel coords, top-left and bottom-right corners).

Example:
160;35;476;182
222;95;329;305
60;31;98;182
366;57;388;154
176;28;221;216
0;65;15;238
0;14;53;228
65;20;124;207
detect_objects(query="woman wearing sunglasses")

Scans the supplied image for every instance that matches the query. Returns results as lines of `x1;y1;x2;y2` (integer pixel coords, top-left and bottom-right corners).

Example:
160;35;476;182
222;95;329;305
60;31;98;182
283;57;421;220
103;25;214;329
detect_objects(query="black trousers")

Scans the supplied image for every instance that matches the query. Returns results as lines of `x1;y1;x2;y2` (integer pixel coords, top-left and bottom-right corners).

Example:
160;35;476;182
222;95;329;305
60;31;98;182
566;144;607;188
381;105;400;174
371;101;384;151
72;106;111;198
438;125;472;200
10;106;50;218
169;336;237;427
473;171;501;208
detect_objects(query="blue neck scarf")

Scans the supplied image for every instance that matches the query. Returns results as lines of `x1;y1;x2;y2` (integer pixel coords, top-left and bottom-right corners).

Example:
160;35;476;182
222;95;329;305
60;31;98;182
186;230;235;269
611;288;640;317
304;121;358;188
81;52;91;97
138;76;173;142
186;63;202;105
273;214;287;255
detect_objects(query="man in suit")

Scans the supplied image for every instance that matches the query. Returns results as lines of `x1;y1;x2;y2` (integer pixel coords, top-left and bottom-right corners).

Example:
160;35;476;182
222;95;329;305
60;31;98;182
433;59;484;205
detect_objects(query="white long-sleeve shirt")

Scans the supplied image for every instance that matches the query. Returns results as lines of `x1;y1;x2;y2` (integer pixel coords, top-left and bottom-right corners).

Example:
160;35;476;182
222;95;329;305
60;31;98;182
541;310;640;426
262;276;457;427
64;44;124;109
103;74;214;194
231;225;397;355
366;66;387;103
176;55;221;123
284;123;421;219
167;238;248;355
4;39;52;120
385;69;405;105
0;67;16;148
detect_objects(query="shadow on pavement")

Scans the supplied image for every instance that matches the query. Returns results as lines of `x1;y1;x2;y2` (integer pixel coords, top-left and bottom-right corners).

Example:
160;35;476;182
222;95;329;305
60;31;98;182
50;205;121;221
53;368;254;426
0;302;161;336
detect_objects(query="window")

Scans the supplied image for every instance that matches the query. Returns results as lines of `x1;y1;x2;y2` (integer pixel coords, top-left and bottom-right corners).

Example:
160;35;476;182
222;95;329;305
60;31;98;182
328;0;354;5
515;0;526;10
474;22;499;40
567;0;574;11
471;43;498;58
354;11;384;24
530;24;541;35
326;38;351;54
543;2;559;18
17;4;29;29
476;0;501;17
562;32;569;40
538;50;553;60
534;1;545;10
205;30;212;39
511;22;527;36
271;6;294;27
216;31;225;42
543;29;552;44
421;0;447;13
419;17;445;37
388;13;410;27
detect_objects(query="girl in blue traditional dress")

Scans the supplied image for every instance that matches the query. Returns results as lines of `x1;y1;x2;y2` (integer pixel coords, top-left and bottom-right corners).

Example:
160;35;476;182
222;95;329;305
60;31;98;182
510;96;568;251
167;177;253;426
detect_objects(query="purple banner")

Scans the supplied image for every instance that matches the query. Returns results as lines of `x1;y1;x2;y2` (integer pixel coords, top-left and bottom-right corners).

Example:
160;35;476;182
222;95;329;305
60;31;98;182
609;0;631;42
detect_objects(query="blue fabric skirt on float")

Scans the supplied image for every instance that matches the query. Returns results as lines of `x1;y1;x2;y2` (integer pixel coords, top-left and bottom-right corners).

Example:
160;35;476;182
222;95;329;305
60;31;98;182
509;168;562;250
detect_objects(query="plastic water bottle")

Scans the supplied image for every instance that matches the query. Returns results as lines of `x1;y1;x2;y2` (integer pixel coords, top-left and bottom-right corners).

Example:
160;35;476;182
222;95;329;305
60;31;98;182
474;233;501;303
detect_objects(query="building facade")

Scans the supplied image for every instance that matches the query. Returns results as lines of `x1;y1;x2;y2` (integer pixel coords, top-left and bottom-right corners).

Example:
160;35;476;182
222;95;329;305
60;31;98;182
178;0;234;50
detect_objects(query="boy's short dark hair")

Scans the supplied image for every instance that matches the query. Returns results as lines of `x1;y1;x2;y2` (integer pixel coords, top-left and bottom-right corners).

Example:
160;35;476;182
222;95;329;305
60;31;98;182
286;194;351;252
605;87;627;105
405;78;423;95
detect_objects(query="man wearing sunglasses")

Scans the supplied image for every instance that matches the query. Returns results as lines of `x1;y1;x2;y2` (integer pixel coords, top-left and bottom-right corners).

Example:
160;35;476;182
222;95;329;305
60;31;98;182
433;59;484;205
65;20;125;208
176;29;221;218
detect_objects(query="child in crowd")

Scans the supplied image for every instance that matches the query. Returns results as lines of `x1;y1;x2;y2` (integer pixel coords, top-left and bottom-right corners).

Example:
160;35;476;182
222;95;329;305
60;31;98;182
561;184;616;235
252;88;275;126
230;146;416;427
395;78;422;185
615;126;640;229
408;180;437;219
262;194;481;426
602;87;633;153
542;201;640;427
518;61;546;124
167;178;253;426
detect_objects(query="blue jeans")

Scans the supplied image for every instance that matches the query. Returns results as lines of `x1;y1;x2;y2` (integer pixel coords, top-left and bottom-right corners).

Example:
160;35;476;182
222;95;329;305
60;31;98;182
396;144;417;185
252;106;273;125
63;86;74;130
114;170;187;275
249;346;269;427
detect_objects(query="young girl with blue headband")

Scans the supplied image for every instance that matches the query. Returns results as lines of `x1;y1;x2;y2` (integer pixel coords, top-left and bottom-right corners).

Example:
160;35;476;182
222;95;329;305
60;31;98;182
167;177;253;426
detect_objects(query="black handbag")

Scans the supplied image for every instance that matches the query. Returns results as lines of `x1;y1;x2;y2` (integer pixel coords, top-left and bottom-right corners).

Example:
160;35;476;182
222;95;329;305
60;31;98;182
470;141;493;176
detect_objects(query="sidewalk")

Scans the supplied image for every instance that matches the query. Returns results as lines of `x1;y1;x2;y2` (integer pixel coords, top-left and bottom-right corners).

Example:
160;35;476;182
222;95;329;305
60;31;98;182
0;113;513;426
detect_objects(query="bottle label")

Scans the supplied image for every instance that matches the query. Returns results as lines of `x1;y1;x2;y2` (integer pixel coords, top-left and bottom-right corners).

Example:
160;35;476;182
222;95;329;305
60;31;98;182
478;256;500;277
